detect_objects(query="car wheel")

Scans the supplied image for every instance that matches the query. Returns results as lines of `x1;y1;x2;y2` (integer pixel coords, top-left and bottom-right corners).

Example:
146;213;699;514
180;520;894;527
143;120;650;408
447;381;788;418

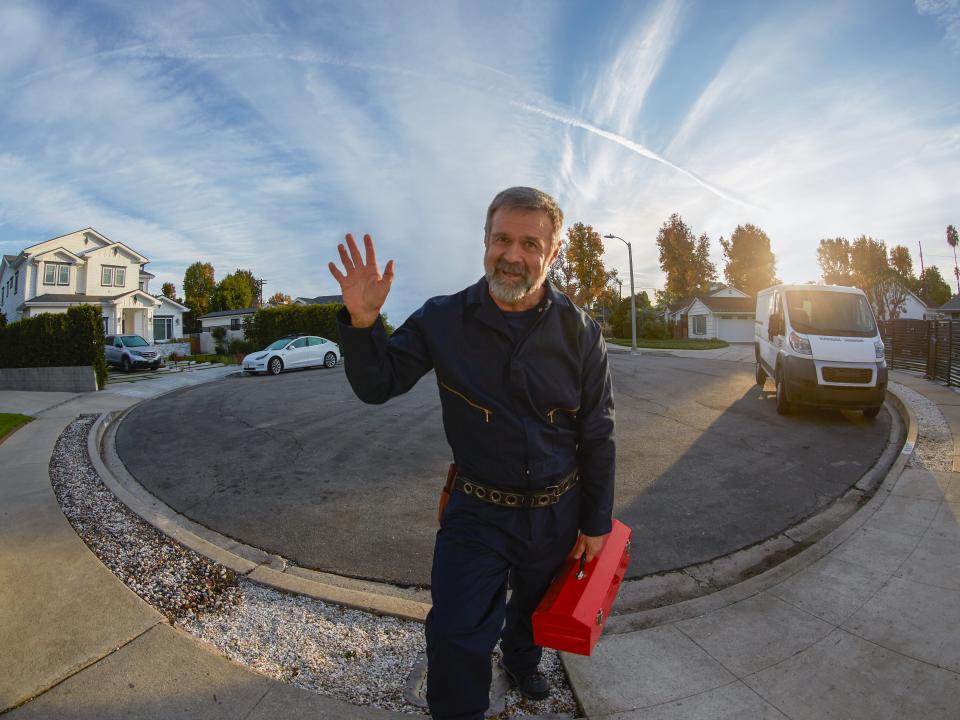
756;360;767;387
324;352;337;368
775;369;791;415
121;356;131;374
863;406;881;419
150;362;160;371
268;357;283;376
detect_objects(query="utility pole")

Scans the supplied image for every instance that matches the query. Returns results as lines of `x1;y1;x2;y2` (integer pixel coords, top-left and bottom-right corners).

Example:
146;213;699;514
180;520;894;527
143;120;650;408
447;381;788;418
255;278;267;308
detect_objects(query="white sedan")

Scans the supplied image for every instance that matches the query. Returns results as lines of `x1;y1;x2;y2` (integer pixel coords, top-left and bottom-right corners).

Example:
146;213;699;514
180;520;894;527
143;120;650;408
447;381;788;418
242;335;341;376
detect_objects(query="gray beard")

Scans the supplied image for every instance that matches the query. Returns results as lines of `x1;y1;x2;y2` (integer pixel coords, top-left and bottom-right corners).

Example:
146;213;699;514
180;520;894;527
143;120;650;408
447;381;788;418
486;266;539;304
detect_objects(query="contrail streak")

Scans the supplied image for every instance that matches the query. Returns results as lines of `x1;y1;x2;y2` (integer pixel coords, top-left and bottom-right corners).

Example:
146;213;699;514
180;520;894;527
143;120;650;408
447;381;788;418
18;39;753;208
512;102;756;209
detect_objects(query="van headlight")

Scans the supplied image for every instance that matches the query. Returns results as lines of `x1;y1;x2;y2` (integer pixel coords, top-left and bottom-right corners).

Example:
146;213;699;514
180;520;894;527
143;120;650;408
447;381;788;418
874;341;885;360
789;331;812;355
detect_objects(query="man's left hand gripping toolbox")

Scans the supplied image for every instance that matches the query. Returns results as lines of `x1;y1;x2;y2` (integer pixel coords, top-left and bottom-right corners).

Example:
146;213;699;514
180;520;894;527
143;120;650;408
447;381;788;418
532;519;632;656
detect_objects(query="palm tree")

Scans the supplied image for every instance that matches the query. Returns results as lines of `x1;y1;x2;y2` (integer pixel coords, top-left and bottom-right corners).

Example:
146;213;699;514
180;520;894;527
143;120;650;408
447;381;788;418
949;225;960;294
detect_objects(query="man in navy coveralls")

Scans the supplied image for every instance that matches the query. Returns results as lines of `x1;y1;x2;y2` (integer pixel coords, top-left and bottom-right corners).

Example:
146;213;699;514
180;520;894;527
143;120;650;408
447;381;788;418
328;187;615;720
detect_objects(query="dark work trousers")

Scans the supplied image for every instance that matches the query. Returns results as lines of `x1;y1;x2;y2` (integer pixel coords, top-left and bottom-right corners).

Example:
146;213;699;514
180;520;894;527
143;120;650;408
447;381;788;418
425;486;581;720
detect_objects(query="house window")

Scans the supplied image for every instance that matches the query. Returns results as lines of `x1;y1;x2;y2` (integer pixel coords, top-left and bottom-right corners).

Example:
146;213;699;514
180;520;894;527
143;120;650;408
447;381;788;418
153;316;173;341
13;271;17;293
101;265;127;287
102;317;109;334
45;263;70;285
230;318;241;330
693;315;706;335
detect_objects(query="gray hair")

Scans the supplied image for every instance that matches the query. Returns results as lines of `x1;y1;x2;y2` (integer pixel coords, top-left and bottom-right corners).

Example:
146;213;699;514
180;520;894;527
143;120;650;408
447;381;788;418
484;186;564;247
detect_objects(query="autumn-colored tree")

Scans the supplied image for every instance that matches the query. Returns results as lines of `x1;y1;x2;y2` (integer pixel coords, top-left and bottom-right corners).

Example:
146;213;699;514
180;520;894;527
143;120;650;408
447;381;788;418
816;238;853;285
719;223;777;296
918;266;952;308
161;282;177;299
547;222;615;308
210;272;255;311
268;292;292;306
656;213;716;305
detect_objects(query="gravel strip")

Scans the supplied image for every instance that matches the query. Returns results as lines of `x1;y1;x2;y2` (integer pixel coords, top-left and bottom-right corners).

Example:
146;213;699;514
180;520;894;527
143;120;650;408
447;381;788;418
890;381;954;471
50;415;579;717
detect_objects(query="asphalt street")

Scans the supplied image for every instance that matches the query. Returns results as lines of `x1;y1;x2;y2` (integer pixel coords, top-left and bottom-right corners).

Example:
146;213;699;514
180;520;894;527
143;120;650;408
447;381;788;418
117;353;893;587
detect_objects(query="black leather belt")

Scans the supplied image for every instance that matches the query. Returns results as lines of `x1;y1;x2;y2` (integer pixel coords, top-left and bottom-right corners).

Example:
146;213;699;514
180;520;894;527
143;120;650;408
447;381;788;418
453;469;579;508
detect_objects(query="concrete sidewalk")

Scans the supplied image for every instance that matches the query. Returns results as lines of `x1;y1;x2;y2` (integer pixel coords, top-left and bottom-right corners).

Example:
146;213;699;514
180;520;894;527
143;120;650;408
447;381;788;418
564;370;960;719
2;366;958;719
607;342;754;364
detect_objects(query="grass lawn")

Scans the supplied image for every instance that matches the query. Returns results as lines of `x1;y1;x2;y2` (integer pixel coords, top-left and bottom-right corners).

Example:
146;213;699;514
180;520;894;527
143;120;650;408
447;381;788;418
0;413;32;442
608;338;730;350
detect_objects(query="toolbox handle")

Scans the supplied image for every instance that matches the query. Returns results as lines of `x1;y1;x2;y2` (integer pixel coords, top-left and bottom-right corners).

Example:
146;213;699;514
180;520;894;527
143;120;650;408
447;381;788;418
576;552;587;580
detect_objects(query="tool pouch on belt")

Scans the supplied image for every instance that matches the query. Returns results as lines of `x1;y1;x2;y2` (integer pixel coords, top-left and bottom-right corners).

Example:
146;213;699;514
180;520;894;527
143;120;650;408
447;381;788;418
437;462;457;524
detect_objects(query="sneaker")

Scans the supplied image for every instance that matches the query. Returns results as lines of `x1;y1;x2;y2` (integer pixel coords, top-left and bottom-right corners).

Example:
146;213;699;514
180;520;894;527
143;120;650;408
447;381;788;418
498;659;551;701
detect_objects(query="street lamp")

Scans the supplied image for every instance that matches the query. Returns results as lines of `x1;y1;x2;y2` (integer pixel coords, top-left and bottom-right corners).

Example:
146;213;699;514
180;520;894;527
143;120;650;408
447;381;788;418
604;234;636;352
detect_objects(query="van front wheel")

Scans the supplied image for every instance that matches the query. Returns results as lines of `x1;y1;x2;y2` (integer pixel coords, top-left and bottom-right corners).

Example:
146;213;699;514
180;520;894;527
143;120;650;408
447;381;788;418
756;361;767;387
775;370;791;415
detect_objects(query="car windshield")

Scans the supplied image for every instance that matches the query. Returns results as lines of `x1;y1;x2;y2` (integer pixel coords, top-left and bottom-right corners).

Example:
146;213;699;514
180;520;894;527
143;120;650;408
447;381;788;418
785;290;878;338
265;338;293;350
120;335;150;347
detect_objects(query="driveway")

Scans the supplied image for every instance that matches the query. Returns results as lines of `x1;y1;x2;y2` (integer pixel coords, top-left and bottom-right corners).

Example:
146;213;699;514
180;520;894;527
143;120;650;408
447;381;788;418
116;354;893;587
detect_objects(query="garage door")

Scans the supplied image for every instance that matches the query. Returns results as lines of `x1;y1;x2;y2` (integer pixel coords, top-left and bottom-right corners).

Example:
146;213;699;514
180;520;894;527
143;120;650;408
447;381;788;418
716;317;755;342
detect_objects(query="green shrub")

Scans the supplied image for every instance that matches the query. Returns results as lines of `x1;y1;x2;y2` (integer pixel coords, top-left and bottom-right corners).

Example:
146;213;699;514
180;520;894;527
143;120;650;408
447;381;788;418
227;338;259;355
0;305;107;389
244;303;345;348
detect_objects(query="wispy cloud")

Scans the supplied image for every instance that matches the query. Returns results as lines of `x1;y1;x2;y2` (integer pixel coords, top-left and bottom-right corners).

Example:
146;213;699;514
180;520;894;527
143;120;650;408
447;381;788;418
917;0;960;52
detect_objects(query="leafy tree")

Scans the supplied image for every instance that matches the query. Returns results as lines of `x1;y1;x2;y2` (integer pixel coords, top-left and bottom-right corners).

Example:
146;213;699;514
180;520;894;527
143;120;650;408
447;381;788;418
161;282;177;300
816;238;853;285
918;265;952;307
608;292;656;339
850;236;905;321
231;269;261;307
888;245;914;282
268;292;292;306
183;262;216;316
0;313;6;329
547;222;615;308
210;272;255;311
719;224;777;296
656;213;716;305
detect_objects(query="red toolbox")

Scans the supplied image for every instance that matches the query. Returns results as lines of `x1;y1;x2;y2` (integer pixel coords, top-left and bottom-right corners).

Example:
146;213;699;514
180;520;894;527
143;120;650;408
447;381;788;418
532;519;632;656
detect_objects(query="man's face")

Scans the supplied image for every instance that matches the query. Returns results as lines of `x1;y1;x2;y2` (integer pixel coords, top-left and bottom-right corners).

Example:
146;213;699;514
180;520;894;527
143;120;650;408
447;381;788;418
484;207;559;306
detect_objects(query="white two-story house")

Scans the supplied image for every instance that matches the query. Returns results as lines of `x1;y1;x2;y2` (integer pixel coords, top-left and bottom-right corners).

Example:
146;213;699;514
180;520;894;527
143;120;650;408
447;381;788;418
0;228;187;341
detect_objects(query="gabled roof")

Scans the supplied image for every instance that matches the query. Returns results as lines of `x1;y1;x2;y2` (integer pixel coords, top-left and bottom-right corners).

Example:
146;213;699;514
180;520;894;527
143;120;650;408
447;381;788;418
140;270;156;279
294;294;344;305
156;295;189;311
939;295;960;312
198;307;258;319
694;295;756;313
32;246;84;263
22;289;161;307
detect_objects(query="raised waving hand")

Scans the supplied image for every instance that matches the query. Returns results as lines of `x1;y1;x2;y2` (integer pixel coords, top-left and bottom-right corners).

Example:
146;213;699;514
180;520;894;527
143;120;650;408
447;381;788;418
328;233;394;329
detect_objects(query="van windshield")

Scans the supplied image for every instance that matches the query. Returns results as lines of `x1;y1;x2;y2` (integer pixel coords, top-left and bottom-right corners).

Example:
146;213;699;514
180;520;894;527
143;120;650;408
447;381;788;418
785;290;877;338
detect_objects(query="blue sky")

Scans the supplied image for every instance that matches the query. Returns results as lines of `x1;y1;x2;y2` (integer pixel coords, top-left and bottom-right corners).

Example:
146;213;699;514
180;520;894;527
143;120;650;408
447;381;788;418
1;0;958;322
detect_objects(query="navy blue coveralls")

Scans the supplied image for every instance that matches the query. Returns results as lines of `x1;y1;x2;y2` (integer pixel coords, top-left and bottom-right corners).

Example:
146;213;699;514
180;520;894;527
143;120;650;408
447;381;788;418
337;277;615;720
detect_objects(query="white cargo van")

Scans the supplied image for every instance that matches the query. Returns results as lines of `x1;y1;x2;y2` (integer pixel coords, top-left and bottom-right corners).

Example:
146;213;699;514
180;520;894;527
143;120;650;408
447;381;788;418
755;284;887;418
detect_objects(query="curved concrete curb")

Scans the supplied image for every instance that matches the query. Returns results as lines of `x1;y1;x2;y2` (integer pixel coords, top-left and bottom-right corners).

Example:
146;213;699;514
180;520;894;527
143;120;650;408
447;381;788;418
86;381;911;629
90;409;431;622
603;386;916;634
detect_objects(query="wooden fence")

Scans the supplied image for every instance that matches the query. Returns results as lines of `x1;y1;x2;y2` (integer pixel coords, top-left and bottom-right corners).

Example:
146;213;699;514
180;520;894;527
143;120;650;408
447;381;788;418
879;319;960;386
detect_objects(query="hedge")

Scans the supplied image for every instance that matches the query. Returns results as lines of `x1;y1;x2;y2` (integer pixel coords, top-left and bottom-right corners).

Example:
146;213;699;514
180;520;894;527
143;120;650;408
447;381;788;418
243;304;346;349
0;305;108;389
